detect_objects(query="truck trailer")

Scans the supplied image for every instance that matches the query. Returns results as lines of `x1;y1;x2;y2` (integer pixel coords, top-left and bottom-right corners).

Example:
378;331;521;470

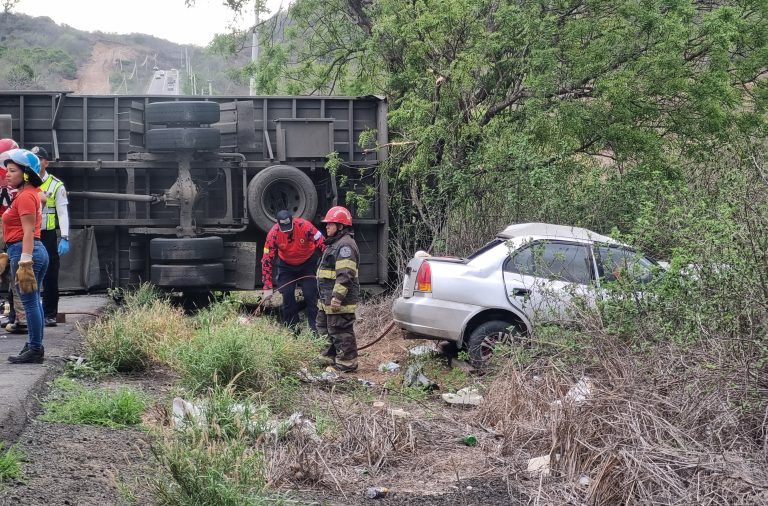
0;92;388;292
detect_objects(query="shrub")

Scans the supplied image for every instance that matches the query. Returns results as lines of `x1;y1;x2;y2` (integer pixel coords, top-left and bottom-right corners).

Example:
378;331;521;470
41;378;146;428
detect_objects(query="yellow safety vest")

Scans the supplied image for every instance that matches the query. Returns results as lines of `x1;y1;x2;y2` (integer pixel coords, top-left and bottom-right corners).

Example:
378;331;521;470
39;175;63;231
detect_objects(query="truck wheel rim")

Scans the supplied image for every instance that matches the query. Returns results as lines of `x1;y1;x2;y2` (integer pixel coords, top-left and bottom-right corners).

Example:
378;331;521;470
264;180;304;215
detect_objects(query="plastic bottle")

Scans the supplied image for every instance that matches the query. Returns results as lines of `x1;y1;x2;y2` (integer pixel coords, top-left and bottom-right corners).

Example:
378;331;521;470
366;487;389;499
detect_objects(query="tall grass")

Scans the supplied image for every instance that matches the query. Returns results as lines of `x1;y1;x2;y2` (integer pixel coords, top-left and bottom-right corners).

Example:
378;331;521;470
172;317;321;395
84;284;192;372
41;378;146;428
152;383;276;506
151;436;270;506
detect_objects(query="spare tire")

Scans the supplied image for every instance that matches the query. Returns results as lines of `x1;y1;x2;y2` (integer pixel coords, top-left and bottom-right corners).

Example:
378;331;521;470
150;236;223;262
146;127;220;152
150;263;225;287
146;101;220;126
247;165;318;232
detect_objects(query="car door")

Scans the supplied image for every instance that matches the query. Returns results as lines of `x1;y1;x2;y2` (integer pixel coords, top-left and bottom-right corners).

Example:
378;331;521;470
502;240;597;323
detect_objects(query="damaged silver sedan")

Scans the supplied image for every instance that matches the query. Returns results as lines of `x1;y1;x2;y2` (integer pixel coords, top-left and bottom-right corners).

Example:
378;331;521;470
393;223;661;367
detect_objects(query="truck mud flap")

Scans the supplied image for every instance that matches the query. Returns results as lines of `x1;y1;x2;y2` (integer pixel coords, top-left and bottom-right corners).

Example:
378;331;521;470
150;263;225;288
59;227;101;291
145;127;221;152
149;236;224;262
146;101;220;126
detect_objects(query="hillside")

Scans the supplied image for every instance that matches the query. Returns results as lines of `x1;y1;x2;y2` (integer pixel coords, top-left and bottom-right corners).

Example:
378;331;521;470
0;12;250;95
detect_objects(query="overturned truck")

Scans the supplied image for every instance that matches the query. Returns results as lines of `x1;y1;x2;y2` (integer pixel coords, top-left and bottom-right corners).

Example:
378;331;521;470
0;92;388;292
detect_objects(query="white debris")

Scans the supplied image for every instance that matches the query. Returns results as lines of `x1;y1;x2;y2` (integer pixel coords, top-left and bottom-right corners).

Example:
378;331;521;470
564;377;593;405
527;455;551;477
286;412;322;443
414;250;431;259
408;344;438;356
389;408;411;418
442;387;483;406
579;474;591;487
297;367;340;383
378;361;401;372
266;411;322;443
372;401;386;410
172;397;205;427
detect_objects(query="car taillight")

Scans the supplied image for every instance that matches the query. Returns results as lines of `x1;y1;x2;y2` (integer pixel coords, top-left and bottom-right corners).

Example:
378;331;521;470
415;261;432;292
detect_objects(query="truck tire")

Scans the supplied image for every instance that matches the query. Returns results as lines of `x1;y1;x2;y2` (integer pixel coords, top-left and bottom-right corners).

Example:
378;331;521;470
145;127;220;152
146;101;220;126
149;236;224;262
150;262;225;287
247;165;318;233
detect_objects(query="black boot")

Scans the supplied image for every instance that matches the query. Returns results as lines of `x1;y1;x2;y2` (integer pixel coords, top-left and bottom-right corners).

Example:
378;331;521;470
8;346;44;364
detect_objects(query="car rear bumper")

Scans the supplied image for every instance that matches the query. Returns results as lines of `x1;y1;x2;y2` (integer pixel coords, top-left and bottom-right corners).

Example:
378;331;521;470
392;295;477;342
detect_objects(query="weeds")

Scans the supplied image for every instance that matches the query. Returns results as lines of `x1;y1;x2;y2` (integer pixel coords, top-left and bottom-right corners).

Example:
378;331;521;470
41;378;146;428
63;359;115;380
176;381;272;443
151;435;270;506
0;443;23;482
152;382;276;506
83;288;191;372
173;318;321;396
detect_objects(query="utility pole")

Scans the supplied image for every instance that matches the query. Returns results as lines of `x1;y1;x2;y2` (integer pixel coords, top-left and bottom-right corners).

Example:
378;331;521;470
249;1;261;96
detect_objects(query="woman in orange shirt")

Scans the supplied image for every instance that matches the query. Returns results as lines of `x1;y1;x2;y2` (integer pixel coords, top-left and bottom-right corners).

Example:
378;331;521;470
4;149;49;364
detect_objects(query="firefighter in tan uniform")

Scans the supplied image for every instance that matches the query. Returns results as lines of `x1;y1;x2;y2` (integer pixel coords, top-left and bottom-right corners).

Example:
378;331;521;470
316;206;360;372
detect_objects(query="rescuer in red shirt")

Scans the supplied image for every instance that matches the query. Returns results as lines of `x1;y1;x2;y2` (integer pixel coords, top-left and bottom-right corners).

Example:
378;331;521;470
261;210;325;334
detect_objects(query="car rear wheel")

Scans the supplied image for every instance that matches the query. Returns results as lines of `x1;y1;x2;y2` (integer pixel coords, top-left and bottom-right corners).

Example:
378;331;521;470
466;320;524;369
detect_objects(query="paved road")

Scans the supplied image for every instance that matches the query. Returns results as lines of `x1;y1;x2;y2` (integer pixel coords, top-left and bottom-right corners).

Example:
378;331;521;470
0;294;109;441
146;68;180;95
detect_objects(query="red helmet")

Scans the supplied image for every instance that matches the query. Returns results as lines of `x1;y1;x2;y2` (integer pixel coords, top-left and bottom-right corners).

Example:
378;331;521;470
321;206;353;226
0;138;18;153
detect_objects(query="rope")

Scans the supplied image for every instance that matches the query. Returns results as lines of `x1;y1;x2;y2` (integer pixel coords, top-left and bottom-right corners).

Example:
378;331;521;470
253;274;395;352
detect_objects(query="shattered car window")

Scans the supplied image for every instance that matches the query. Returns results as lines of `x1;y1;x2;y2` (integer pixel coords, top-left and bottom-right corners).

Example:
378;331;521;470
506;242;593;284
596;246;655;284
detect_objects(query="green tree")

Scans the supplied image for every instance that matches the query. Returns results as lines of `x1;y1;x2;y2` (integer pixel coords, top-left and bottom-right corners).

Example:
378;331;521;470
243;0;767;257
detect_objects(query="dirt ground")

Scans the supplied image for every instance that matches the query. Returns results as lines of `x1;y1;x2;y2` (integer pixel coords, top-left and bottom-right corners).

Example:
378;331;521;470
0;302;526;506
73;41;139;95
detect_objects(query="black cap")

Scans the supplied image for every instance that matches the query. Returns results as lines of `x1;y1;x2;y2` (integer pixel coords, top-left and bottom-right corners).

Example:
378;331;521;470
276;210;293;232
30;146;49;160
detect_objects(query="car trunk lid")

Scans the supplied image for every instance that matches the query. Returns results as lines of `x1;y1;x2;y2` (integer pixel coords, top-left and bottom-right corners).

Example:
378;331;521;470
401;254;465;298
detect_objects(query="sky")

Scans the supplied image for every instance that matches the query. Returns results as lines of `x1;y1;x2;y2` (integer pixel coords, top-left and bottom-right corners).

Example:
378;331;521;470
14;0;290;46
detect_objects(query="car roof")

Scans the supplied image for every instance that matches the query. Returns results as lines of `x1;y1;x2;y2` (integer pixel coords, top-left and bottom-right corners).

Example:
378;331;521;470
497;222;619;244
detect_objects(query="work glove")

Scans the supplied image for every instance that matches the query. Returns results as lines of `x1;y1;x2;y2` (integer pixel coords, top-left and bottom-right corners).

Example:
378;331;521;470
0;252;8;274
58;239;70;256
262;289;274;300
330;297;342;313
16;260;36;294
